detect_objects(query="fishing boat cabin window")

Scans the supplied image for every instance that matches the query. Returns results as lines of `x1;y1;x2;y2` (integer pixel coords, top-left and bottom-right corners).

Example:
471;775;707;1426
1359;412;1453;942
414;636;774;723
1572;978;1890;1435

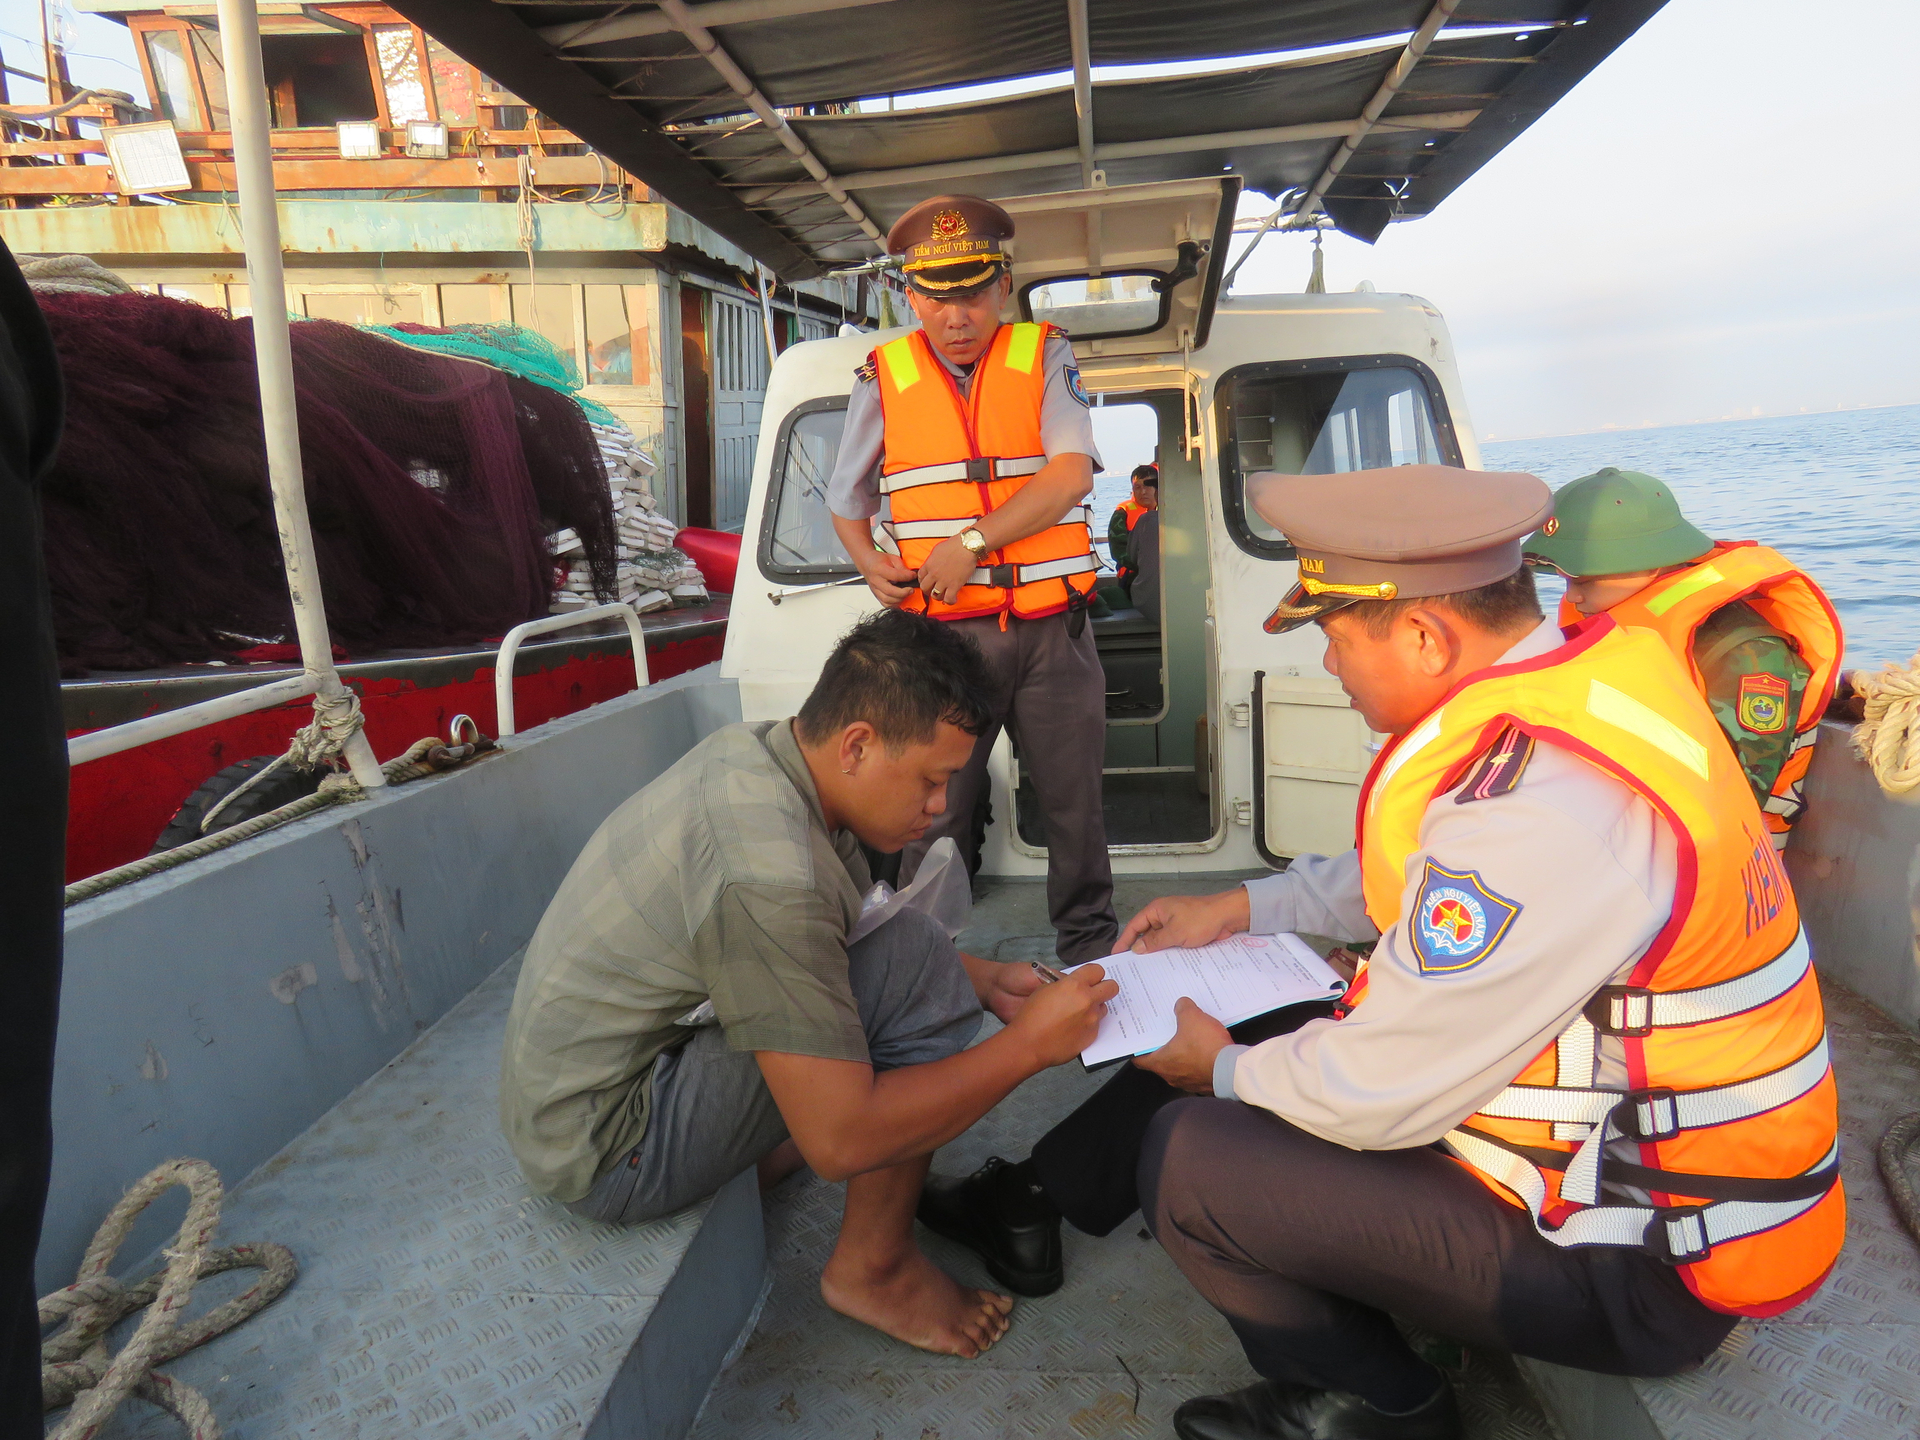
1023;272;1168;339
1216;358;1460;558
758;399;858;581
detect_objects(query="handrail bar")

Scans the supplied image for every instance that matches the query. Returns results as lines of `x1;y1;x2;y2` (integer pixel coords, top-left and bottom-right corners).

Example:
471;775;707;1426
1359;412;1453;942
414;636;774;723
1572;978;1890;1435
495;605;649;738
67;674;319;767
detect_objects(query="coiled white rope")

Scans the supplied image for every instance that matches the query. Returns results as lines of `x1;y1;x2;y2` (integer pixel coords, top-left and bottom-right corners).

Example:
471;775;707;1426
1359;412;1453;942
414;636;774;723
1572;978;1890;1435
40;1158;296;1440
1851;651;1920;795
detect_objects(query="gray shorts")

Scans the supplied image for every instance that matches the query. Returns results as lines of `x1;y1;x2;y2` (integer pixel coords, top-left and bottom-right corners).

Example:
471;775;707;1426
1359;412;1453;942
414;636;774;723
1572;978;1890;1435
568;907;981;1226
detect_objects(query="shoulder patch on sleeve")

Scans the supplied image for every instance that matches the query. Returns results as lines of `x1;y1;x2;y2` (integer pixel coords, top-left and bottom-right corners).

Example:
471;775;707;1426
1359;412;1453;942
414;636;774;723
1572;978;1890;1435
854;355;878;384
1064;365;1090;406
1736;671;1790;734
1410;860;1521;974
1454;725;1536;804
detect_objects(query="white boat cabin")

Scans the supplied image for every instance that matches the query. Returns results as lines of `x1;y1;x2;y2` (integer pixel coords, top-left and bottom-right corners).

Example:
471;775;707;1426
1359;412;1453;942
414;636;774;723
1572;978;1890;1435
723;177;1476;875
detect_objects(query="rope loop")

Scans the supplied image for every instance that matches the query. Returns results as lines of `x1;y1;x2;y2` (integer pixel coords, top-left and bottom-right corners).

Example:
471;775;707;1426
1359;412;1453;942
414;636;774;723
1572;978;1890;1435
40;1158;297;1440
1850;651;1920;795
286;688;367;771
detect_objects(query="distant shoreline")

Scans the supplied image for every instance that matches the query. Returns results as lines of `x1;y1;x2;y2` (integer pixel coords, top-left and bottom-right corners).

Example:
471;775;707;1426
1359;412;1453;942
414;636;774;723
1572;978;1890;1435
1482;400;1920;447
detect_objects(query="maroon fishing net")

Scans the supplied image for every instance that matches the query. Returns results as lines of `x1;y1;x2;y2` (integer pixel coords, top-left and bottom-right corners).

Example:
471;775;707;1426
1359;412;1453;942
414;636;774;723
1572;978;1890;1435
37;291;617;673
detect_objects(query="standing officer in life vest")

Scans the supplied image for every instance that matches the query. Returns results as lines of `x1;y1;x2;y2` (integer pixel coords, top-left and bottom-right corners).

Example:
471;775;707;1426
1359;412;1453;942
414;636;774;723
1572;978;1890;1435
1096;467;1839;1440
828;195;1116;962
1524;468;1842;846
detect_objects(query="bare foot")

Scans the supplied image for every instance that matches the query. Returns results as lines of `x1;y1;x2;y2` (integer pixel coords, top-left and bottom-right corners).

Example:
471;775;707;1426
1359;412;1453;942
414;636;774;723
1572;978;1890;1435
819;1246;1013;1358
757;1139;806;1193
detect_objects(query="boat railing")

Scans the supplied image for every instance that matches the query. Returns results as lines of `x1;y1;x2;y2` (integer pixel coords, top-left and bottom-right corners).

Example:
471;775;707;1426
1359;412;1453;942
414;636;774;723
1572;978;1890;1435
67;672;320;767
494;605;650;739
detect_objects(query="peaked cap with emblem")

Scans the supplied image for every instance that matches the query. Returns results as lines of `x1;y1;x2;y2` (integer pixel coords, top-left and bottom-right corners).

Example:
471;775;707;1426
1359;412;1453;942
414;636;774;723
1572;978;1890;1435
1250;465;1553;633
887;195;1015;298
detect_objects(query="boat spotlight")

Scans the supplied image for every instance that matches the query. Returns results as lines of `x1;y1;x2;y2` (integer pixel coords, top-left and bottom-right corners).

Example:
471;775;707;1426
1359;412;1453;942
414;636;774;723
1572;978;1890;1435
406;120;450;160
336;121;382;160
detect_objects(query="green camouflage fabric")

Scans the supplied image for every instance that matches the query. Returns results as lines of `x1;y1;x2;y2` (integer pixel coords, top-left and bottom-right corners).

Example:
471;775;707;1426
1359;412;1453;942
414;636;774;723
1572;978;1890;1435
1693;600;1810;809
1108;504;1136;574
499;719;870;1201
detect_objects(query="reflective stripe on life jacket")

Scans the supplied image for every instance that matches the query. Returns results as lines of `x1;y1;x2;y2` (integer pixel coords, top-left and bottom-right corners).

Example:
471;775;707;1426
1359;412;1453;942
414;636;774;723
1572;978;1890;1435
1348;617;1842;1316
873;322;1096;621
1558;543;1844;842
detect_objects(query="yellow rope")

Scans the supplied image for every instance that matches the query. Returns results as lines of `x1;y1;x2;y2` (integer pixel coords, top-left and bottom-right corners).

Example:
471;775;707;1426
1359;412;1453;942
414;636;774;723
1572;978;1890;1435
1851;651;1920;794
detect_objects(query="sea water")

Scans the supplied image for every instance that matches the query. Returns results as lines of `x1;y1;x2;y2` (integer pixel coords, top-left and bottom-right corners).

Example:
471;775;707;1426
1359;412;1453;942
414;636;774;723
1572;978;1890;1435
1086;402;1919;668
1484;405;1919;669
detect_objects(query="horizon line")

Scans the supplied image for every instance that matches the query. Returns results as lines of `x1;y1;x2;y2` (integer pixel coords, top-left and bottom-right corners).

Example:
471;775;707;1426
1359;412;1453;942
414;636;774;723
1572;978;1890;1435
1481;398;1918;446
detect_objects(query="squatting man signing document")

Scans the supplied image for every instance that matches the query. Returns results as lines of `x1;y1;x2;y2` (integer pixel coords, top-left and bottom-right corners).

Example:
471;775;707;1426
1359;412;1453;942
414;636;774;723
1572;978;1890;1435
502;463;1842;1440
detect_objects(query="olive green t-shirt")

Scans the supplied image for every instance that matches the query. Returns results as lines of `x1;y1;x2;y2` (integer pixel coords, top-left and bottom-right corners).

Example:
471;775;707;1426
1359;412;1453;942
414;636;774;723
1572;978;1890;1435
499;719;870;1201
1692;599;1810;809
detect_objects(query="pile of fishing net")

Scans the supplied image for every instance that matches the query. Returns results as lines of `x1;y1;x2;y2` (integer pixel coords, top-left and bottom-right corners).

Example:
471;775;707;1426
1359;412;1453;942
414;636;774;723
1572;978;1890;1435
370;322;708;614
38;292;624;672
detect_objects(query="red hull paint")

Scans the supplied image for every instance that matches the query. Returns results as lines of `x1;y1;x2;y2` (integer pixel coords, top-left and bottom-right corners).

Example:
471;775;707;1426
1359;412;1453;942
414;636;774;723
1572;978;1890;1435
64;631;722;884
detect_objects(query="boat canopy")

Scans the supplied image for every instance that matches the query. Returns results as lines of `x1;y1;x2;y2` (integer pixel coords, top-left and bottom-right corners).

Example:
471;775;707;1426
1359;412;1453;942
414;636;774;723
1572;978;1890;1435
388;0;1665;278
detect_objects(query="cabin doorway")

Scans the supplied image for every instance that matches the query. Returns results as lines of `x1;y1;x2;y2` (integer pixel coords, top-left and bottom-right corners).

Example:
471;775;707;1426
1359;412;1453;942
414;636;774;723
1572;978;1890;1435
1012;388;1214;852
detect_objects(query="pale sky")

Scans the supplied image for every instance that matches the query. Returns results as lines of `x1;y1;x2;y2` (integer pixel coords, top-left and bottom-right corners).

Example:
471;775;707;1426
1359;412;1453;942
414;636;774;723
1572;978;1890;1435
8;0;1914;442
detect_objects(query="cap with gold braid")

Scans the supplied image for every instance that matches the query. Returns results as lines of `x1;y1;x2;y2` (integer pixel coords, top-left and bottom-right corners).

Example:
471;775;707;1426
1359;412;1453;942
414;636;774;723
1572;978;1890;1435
1249;465;1553;633
886;195;1015;298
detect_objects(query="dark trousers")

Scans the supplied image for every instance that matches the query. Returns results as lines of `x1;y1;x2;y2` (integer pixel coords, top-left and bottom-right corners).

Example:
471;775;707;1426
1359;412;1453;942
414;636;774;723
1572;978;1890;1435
901;609;1116;962
1032;1004;1330;1237
1139;1100;1739;1411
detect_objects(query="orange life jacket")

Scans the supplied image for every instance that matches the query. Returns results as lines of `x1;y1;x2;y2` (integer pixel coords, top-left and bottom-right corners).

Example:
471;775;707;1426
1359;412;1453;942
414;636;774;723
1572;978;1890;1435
1119;498;1150;531
1557;543;1843;842
872;322;1096;621
1346;617;1841;1316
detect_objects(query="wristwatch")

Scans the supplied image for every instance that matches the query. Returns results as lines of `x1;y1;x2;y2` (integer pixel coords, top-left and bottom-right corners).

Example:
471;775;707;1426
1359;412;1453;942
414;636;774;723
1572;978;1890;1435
958;526;990;560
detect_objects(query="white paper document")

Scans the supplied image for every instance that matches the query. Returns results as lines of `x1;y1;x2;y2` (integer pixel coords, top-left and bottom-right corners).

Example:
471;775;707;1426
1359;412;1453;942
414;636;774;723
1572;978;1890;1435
1072;932;1346;1068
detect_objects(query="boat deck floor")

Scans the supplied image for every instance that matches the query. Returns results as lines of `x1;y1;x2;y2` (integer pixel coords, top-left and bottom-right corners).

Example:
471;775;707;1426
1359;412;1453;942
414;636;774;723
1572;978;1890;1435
689;875;1560;1440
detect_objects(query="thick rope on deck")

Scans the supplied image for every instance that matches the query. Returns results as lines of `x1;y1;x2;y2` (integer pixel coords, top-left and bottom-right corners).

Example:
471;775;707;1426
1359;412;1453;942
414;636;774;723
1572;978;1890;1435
66;731;495;906
1878;1113;1920;1250
40;1158;296;1440
1850;651;1920;794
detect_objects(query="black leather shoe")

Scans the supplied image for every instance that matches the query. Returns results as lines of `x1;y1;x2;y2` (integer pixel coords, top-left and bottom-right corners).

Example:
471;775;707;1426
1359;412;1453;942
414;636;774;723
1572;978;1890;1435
916;1156;1063;1297
1172;1379;1460;1440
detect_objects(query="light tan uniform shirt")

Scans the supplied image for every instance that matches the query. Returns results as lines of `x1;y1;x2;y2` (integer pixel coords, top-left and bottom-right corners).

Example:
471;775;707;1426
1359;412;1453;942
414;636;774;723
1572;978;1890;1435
500;720;870;1201
1221;620;1680;1149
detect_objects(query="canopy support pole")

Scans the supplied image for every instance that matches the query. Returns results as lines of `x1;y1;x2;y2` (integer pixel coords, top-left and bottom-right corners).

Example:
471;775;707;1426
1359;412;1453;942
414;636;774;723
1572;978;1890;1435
213;0;385;789
655;0;883;248
1290;0;1463;230
1066;0;1102;271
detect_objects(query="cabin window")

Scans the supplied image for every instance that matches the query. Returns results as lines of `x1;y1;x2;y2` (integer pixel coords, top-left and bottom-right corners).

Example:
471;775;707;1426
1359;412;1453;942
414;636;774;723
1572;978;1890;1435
374;24;431;124
758;398;856;580
260;33;380;128
1022;272;1168;339
143;29;199;128
584;285;634;385
1215;357;1460;559
427;37;476;125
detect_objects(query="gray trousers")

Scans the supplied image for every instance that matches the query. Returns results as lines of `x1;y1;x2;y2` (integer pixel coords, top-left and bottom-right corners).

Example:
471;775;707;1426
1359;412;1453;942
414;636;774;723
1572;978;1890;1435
902;610;1117;963
569;909;981;1226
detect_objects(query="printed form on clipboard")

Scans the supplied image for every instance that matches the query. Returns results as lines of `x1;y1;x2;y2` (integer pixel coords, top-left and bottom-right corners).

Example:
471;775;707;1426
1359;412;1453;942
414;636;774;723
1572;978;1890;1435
1069;933;1347;1069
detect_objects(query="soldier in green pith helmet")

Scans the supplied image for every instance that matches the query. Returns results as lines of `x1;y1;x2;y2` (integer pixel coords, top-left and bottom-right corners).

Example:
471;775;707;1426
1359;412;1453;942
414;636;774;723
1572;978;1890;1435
1524;467;1843;844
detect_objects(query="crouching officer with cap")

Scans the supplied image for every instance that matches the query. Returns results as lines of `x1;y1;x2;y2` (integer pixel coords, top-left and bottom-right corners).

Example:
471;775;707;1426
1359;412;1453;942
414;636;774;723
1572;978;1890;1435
829;194;1116;961
1088;467;1840;1439
1525;467;1843;848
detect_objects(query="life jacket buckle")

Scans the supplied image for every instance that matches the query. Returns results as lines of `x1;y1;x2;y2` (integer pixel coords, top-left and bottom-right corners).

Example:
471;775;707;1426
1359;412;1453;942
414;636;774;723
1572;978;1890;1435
965;457;993;482
1648;1205;1711;1265
1587;984;1655;1037
1622;1086;1681;1142
987;563;1017;589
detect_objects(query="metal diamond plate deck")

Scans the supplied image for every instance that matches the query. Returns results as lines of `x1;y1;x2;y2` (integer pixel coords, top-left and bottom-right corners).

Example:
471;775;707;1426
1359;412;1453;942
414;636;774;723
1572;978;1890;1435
93;955;734;1440
689;876;1561;1440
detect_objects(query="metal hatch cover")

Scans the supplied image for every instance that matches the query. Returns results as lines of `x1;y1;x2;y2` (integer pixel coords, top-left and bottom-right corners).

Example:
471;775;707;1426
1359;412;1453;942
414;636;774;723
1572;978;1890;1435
1002;176;1237;357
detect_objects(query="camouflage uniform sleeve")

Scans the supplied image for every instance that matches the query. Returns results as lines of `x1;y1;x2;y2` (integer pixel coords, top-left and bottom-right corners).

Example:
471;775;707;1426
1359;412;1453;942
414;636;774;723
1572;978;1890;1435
1107;506;1131;571
1692;600;1812;808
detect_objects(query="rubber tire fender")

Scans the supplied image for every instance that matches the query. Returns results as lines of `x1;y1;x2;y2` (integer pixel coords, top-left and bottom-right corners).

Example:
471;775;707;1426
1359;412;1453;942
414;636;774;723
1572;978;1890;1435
148;754;325;855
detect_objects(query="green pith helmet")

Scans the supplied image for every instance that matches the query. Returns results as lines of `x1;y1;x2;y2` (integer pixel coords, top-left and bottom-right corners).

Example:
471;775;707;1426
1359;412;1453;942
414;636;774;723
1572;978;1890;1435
1524;467;1715;578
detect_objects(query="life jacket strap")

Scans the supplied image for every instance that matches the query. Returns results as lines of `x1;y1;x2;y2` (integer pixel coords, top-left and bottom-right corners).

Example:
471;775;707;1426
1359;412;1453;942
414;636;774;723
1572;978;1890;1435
1586;929;1811;1036
883;506;1093;543
966;554;1100;588
1443;1127;1837;1266
880;454;1048;493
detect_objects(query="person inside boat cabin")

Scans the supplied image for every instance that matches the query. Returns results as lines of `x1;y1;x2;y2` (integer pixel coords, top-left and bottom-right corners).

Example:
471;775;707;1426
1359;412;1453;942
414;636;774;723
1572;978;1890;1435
1109;463;1159;596
498;610;1115;1360
827;194;1117;965
919;466;1842;1440
1524;467;1843;847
